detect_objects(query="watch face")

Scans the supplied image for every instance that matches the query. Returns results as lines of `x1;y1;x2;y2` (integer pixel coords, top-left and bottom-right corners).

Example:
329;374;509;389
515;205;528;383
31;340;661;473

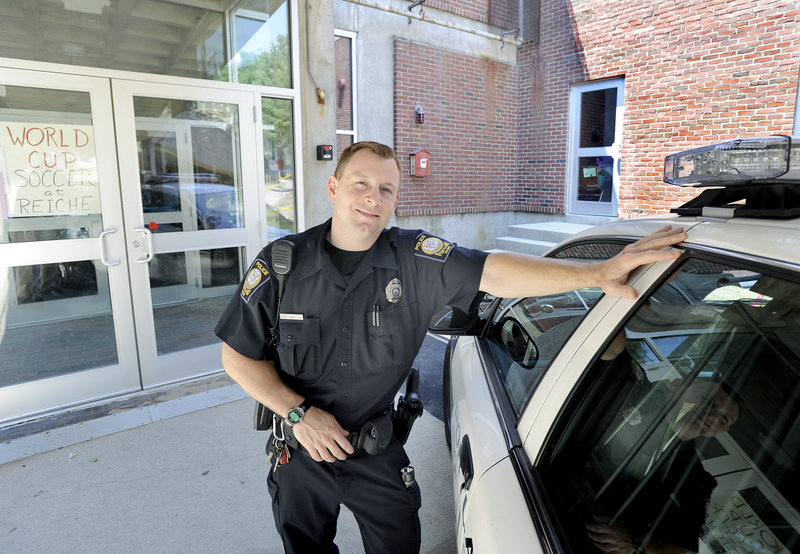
287;409;302;424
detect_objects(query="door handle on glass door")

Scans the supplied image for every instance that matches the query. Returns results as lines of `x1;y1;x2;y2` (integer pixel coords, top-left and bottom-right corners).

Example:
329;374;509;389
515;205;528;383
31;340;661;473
99;228;121;267
132;225;154;263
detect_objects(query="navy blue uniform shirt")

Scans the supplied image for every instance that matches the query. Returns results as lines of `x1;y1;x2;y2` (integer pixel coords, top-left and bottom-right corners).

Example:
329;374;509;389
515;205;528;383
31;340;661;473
215;219;488;429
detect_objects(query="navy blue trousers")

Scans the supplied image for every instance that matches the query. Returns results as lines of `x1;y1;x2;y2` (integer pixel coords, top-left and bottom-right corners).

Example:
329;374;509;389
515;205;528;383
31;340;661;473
267;436;422;554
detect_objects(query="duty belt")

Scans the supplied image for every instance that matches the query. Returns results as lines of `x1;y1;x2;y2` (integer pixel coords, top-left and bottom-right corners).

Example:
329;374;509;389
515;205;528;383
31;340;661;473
274;405;394;458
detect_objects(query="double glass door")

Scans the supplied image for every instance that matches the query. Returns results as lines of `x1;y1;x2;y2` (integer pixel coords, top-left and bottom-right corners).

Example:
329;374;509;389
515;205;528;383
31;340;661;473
0;68;262;423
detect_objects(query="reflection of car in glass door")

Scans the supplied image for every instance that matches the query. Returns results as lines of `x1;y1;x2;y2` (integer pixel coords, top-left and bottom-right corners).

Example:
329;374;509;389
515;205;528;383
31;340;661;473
136;119;244;307
112;81;261;387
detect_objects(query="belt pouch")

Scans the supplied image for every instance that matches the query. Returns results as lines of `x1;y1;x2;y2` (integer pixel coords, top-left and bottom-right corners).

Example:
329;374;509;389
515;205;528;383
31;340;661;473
358;413;393;455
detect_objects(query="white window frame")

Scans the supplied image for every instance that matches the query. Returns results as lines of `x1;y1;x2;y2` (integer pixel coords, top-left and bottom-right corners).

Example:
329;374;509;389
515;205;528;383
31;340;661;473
334;29;358;146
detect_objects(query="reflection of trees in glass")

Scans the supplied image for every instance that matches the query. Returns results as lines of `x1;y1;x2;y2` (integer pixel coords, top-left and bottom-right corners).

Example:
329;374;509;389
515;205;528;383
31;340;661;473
262;97;292;156
218;34;291;89
240;34;290;88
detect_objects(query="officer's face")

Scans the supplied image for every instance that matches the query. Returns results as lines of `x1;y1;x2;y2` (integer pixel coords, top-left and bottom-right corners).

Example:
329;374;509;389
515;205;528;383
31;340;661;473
327;149;401;249
672;381;740;440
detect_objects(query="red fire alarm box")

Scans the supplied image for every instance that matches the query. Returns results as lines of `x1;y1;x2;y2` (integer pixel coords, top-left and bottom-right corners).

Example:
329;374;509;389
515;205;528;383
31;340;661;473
410;149;430;177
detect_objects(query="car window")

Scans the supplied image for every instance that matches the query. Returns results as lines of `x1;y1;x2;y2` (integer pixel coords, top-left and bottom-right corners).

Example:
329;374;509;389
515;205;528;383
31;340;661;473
539;256;800;554
485;241;628;417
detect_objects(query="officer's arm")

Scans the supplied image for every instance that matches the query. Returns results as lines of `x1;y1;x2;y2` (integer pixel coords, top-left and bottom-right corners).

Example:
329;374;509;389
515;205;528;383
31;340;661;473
221;342;354;462
221;342;302;418
479;226;686;299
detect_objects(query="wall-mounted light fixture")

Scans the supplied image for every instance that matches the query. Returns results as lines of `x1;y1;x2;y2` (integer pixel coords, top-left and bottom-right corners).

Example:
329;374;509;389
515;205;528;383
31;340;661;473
414;104;425;124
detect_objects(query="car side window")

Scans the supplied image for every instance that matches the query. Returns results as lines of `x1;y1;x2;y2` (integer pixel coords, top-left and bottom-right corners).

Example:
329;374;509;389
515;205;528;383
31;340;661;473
538;256;800;554
485;241;628;417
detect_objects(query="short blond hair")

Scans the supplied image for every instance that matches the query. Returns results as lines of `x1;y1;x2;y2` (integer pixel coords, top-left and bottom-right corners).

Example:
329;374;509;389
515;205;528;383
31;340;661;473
334;141;402;179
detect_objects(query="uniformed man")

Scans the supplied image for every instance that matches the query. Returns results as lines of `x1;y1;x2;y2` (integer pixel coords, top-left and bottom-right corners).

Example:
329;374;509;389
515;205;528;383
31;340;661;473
214;141;686;554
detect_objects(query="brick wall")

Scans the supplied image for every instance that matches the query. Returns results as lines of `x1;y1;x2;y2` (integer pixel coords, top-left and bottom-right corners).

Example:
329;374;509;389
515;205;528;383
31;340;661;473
424;0;518;30
522;0;800;216
393;38;519;217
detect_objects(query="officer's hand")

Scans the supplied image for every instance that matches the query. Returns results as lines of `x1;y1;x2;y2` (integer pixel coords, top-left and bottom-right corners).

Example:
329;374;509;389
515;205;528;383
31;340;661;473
597;226;686;300
292;407;355;462
586;522;636;553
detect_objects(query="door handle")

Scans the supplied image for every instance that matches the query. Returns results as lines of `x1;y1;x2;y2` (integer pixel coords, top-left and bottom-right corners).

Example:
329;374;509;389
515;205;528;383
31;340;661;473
98;228;121;267
132;225;154;263
458;435;474;491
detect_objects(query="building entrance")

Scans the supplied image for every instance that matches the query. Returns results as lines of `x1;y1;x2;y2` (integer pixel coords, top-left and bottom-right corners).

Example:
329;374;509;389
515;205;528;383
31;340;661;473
0;67;262;424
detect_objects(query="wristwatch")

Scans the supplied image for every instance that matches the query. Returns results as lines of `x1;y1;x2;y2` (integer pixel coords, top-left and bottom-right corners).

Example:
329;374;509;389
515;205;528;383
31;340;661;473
286;401;310;426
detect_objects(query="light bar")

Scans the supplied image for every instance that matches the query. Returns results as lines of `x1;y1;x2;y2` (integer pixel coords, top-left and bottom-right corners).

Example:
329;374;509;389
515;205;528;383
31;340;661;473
664;136;800;187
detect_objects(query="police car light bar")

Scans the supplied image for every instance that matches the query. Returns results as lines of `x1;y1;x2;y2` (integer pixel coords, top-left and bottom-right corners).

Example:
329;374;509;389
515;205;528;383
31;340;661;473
664;136;800;187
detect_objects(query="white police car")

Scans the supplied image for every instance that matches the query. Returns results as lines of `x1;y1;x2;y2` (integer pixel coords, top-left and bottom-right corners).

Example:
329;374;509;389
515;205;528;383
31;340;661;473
434;137;800;554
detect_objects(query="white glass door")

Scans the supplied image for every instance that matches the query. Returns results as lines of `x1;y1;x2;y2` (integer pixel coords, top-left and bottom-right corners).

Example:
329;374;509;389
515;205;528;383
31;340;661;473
112;81;261;388
0;68;139;423
567;79;624;216
0;70;263;424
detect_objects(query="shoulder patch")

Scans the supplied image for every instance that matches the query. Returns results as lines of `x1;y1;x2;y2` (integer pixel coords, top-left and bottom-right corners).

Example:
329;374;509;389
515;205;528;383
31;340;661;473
413;233;453;263
240;258;270;302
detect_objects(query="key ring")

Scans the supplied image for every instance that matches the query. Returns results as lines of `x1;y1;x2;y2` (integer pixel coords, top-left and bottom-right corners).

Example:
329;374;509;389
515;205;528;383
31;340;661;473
272;413;285;441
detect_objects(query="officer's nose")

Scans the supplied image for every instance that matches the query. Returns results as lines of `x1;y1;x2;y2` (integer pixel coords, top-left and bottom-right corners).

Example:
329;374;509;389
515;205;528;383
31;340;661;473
365;186;381;206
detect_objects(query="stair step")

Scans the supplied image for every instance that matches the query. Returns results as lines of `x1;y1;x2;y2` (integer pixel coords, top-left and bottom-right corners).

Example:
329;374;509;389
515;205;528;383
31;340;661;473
495;236;555;256
508;221;593;243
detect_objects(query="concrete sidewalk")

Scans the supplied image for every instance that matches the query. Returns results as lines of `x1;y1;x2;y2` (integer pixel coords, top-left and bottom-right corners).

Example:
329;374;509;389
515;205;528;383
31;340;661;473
0;383;456;553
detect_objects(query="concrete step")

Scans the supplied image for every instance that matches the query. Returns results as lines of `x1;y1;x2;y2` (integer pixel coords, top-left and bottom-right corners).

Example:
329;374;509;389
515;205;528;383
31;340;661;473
495;236;556;256
495;220;595;256
508;221;594;243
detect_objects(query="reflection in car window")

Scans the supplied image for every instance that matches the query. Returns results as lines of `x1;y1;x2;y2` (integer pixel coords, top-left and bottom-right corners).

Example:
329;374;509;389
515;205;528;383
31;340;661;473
540;257;800;554
486;241;627;417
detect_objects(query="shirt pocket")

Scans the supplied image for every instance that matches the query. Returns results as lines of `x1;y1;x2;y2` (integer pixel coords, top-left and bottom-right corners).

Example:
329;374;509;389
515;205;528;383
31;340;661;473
276;318;321;377
366;303;417;368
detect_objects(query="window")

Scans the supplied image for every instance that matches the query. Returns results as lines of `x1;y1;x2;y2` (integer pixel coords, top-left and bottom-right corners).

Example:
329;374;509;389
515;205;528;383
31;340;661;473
485;240;629;417
0;1;291;86
334;30;357;156
540;256;800;553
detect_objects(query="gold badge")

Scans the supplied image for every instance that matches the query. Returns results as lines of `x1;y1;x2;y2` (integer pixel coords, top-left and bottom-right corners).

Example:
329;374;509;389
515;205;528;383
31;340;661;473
385;278;402;303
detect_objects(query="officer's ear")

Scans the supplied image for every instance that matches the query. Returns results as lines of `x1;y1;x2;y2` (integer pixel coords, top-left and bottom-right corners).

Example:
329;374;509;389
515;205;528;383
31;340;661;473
327;175;338;202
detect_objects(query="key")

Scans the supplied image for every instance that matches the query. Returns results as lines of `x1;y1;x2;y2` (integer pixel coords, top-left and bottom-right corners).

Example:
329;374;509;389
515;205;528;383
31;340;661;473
279;444;291;466
266;439;284;471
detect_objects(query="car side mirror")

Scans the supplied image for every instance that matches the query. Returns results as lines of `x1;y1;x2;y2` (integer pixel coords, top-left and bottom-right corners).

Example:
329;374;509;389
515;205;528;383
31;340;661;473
498;318;539;369
428;293;492;335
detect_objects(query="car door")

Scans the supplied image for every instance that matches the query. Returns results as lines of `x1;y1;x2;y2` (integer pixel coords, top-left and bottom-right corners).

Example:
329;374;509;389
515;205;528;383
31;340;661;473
449;236;640;553
526;239;800;553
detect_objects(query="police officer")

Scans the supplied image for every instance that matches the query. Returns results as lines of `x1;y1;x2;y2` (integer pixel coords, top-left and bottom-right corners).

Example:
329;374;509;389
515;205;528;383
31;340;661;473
215;141;686;554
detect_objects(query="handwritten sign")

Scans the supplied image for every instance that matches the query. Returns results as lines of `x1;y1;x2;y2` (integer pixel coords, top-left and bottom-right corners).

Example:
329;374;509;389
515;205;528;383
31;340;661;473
705;491;789;553
0;122;100;217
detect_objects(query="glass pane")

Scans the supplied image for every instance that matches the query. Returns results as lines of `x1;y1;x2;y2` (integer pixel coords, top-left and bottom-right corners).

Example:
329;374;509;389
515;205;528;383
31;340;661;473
541;257;800;554
337;134;354;160
580;88;617;148
151;246;245;355
0;85;102;244
135;97;243;233
0;1;291;86
335;35;353;130
577;155;614;203
263;97;295;239
231;1;291;88
0;261;118;387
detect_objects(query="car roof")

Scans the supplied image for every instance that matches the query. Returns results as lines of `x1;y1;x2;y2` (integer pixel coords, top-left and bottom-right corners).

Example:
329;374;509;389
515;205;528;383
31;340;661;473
564;213;800;267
